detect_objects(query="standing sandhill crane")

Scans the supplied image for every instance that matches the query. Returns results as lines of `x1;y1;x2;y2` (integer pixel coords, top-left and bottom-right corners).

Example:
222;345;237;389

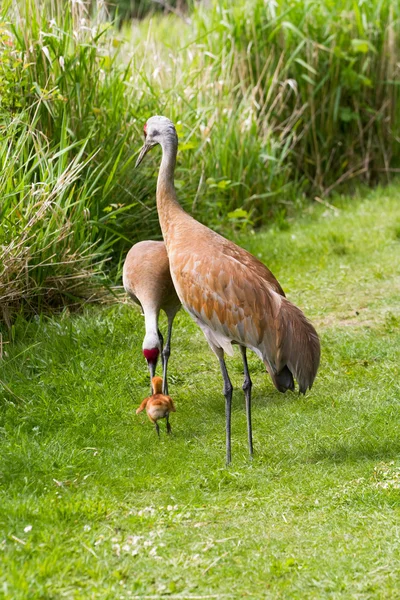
123;240;180;395
136;375;176;436
135;116;320;464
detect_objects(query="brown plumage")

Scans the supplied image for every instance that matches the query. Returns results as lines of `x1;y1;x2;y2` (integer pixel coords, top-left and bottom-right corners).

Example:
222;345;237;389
136;116;320;463
136;376;176;436
123;240;180;394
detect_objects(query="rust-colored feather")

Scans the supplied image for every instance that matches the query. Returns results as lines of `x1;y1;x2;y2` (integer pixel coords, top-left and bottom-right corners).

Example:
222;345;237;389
158;204;320;393
137;376;176;424
136;115;320;462
123;240;180;316
136;397;149;415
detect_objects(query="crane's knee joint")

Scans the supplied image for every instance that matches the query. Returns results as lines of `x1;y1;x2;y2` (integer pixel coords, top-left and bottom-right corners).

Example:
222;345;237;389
223;382;233;397
162;347;171;360
242;378;252;392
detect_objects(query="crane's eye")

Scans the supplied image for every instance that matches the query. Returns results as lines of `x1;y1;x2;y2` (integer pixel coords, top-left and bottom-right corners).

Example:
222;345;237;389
143;124;147;138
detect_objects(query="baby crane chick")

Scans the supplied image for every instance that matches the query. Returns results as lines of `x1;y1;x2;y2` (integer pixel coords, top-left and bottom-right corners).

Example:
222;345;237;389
136;376;176;436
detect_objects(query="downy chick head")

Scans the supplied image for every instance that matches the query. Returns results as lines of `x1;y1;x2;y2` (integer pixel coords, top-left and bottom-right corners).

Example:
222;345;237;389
151;376;163;395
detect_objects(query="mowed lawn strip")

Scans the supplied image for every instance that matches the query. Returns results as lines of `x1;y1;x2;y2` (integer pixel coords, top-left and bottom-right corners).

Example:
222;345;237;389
0;187;399;598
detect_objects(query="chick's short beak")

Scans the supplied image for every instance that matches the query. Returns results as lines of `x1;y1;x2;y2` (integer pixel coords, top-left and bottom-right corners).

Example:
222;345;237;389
135;142;151;168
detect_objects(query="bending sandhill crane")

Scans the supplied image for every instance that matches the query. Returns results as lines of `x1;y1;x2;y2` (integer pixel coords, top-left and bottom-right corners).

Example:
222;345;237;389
136;375;176;436
136;116;320;463
123;240;180;395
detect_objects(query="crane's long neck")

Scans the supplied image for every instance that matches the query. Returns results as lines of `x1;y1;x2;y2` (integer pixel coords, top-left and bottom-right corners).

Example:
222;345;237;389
156;135;186;246
143;307;160;366
143;308;158;348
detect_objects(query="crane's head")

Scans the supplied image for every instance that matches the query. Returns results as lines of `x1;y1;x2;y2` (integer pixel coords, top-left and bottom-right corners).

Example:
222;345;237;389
142;329;162;379
143;331;161;363
135;116;177;168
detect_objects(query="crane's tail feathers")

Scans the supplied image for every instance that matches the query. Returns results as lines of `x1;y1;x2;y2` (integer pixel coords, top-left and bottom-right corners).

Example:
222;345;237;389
270;365;295;393
264;300;320;394
280;301;320;393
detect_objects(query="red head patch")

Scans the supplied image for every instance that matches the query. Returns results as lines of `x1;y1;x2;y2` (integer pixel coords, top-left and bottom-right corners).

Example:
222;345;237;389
143;348;159;363
143;123;147;137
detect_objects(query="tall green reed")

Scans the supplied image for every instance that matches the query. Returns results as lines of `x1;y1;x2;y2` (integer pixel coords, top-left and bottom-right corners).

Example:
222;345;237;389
0;1;141;322
123;0;399;223
0;0;398;323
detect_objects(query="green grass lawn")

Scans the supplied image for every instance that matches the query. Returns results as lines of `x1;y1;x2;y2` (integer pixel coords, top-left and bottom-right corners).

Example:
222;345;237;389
1;187;400;599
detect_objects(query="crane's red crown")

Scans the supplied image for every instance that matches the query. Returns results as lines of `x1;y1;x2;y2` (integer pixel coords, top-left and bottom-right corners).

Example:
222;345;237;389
143;347;159;363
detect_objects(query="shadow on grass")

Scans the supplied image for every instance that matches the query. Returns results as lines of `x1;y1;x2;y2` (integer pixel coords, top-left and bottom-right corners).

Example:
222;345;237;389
310;439;400;464
252;387;303;408
198;383;310;421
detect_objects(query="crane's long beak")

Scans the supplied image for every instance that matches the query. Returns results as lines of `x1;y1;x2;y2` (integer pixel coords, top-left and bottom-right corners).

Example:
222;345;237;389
135;142;151;168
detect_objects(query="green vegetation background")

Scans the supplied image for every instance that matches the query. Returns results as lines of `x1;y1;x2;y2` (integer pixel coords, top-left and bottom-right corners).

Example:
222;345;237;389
1;2;400;595
1;0;399;321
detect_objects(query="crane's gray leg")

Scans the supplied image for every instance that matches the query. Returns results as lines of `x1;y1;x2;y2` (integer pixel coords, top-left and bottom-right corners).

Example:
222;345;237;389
217;353;233;465
162;316;174;395
240;345;253;458
149;361;156;383
195;319;234;464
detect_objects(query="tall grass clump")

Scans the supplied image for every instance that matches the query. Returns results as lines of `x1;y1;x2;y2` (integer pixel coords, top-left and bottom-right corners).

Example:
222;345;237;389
205;0;399;195
0;0;151;323
126;0;399;224
0;114;106;326
0;0;399;324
